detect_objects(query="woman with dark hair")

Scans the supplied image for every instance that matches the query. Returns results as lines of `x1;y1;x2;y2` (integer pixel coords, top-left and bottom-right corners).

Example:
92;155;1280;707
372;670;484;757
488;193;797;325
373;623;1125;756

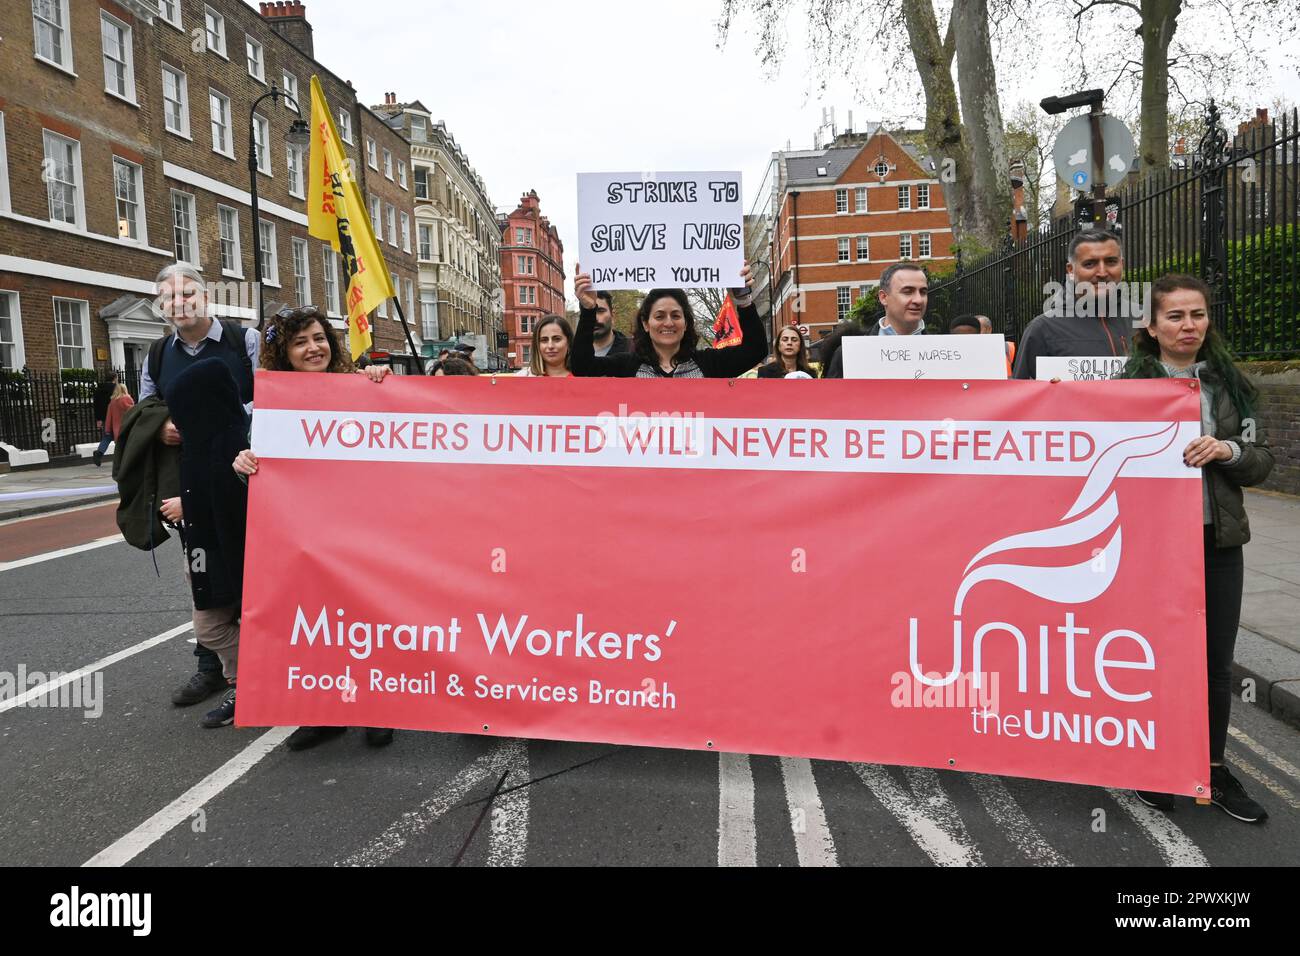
232;305;393;751
570;265;765;378
758;326;817;378
1121;274;1274;823
517;314;574;377
431;356;479;376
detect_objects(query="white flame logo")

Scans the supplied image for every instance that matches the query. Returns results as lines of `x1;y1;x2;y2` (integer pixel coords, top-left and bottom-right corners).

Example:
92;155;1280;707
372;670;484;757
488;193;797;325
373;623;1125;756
953;423;1180;615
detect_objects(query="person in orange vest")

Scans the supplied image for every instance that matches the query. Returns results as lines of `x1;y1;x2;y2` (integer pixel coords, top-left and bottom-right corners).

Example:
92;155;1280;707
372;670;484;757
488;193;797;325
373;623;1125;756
978;315;1016;377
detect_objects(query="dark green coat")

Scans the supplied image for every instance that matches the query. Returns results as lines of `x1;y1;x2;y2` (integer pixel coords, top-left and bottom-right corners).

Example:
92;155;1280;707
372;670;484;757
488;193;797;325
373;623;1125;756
111;396;181;550
1199;366;1275;548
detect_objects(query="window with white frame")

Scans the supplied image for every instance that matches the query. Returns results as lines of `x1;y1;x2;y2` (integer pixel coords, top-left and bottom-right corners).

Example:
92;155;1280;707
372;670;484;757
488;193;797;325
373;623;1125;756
404;278;414;323
398;162;407;189
836;286;851;321
217;205;241;275
0;292;24;369
383;148;393;180
401;211;411;253
918;232;932;257
287;144;305;198
33;0;72;70
282;71;299;113
855;187;867;212
418;224;432;260
522;344;531;364
366;137;377;169
245;36;264;82
856;236;870;261
0;113;9;213
516;227;532;245
368;194;380;232
54;297;90;369
518;285;536;306
161;65;189;136
420;289;437;340
252;113;271;175
171;191;198;264
158;0;182;29
209;89;233;157
337;109;353;144
897;185;911;210
837;238;850;263
113;157;145;241
385;204;397;246
204;6;226;56
520;314;534;335
414;166;428;199
874;159;890;178
42;130;83;227
292;238;310;305
322;247;341;315
899;233;912;259
517;255;534;275
411;116;427;142
100;12;136;101
858;284;870;304
377;293;387;319
835;189;848;214
917;184;930;208
259;220;278;286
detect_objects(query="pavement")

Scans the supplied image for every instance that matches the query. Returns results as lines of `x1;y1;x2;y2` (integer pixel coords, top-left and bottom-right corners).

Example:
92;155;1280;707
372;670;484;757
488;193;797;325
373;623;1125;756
0;461;118;521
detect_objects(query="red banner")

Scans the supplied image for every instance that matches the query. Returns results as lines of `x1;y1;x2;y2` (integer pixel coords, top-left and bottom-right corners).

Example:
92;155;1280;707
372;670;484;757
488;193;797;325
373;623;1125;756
238;372;1210;795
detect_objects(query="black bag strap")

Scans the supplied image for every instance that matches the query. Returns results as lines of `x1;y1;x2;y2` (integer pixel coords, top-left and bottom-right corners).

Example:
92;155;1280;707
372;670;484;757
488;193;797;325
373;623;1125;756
148;320;253;388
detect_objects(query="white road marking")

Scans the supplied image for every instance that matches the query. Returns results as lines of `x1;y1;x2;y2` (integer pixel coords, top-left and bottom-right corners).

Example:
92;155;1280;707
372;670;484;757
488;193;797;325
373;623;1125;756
0;534;123;572
0;499;117;526
84;726;296;867
0;622;193;715
340;739;523;867
487;739;530;867
968;775;1071;866
850;763;981;867
1107;789;1209;867
1226;753;1300;810
778;757;837;867
1228;726;1300;784
902;767;985;866
717;752;757;867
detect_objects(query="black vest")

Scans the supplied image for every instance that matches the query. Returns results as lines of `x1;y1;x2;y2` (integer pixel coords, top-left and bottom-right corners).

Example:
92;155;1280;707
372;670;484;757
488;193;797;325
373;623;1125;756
155;322;254;406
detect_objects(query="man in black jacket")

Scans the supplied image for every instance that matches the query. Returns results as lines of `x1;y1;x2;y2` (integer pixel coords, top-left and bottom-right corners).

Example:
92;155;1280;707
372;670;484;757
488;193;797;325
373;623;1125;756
592;292;631;357
821;262;929;378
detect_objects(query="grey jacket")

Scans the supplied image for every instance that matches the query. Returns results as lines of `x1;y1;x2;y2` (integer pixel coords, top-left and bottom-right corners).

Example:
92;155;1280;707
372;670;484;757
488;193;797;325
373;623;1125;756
1013;311;1134;379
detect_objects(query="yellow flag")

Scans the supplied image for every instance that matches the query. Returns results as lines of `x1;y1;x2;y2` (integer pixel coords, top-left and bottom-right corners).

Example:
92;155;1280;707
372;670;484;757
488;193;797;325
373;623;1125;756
307;75;393;360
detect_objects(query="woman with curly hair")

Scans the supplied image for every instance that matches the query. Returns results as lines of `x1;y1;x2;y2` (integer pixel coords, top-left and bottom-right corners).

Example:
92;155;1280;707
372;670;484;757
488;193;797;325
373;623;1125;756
1120;274;1274;823
232;305;394;751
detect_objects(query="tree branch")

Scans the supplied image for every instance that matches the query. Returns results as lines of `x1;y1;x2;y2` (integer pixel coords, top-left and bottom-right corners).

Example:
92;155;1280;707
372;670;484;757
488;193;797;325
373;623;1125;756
1072;0;1142;16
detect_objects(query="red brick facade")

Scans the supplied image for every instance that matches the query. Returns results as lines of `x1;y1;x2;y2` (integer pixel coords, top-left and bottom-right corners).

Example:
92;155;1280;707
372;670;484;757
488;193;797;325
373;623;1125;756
769;131;956;343
0;0;417;378
498;191;565;370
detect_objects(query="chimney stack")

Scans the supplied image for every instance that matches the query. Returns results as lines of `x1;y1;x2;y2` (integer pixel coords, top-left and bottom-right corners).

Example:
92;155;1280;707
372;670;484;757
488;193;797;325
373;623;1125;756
260;1;314;58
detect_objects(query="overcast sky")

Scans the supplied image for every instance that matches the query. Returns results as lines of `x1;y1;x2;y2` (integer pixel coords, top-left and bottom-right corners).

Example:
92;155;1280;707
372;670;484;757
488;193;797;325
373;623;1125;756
297;0;1300;274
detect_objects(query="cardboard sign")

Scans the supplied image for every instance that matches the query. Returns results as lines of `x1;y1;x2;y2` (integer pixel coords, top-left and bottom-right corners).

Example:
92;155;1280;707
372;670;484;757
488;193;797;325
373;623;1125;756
577;172;744;289
842;334;1009;380
1037;356;1128;382
239;372;1210;796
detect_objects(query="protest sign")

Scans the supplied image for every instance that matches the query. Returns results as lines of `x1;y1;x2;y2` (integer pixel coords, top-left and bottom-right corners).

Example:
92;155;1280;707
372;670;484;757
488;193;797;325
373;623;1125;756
1037;356;1128;382
239;373;1208;795
577;172;744;289
842;334;1009;379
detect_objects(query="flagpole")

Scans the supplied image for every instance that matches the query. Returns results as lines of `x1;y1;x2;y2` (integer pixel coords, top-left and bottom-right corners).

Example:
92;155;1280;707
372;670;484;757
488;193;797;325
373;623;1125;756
389;296;428;374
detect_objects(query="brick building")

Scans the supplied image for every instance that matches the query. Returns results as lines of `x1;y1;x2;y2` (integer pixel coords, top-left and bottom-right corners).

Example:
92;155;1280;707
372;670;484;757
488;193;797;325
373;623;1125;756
0;0;418;392
372;95;504;370
497;190;564;370
768;125;956;342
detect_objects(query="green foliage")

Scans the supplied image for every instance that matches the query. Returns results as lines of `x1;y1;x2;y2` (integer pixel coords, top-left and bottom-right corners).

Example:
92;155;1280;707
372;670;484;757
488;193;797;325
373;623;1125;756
60;368;97;401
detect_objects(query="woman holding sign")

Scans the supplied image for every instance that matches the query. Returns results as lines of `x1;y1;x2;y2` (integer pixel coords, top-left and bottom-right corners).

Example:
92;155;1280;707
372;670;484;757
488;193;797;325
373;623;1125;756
571;265;765;378
232;305;394;751
1121;274;1274;823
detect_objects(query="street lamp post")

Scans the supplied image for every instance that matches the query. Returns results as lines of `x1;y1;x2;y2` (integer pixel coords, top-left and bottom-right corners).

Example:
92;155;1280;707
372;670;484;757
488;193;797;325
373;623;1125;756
248;84;311;330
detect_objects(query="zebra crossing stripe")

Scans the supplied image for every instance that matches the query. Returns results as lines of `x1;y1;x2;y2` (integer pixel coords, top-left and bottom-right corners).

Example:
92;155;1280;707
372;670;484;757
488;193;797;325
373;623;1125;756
850;763;982;867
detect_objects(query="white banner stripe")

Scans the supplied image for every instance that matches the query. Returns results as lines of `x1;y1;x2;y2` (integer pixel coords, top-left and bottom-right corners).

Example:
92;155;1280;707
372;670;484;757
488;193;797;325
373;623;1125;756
252;410;1201;479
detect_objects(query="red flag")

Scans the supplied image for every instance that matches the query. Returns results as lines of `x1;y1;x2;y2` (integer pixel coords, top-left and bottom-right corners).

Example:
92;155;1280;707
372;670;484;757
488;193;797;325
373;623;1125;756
711;292;742;348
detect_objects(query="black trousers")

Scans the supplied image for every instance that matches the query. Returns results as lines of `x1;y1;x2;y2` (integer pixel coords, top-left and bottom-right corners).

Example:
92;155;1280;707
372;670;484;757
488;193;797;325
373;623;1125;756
1204;525;1244;763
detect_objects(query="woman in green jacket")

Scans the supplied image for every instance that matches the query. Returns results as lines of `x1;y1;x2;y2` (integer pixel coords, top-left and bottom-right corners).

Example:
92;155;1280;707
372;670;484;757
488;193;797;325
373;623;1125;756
1121;273;1275;823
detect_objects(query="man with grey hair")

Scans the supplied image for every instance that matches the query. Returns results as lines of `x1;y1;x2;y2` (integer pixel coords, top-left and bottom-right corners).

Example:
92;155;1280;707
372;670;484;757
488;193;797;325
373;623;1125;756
821;262;929;378
1013;229;1131;379
141;264;259;721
